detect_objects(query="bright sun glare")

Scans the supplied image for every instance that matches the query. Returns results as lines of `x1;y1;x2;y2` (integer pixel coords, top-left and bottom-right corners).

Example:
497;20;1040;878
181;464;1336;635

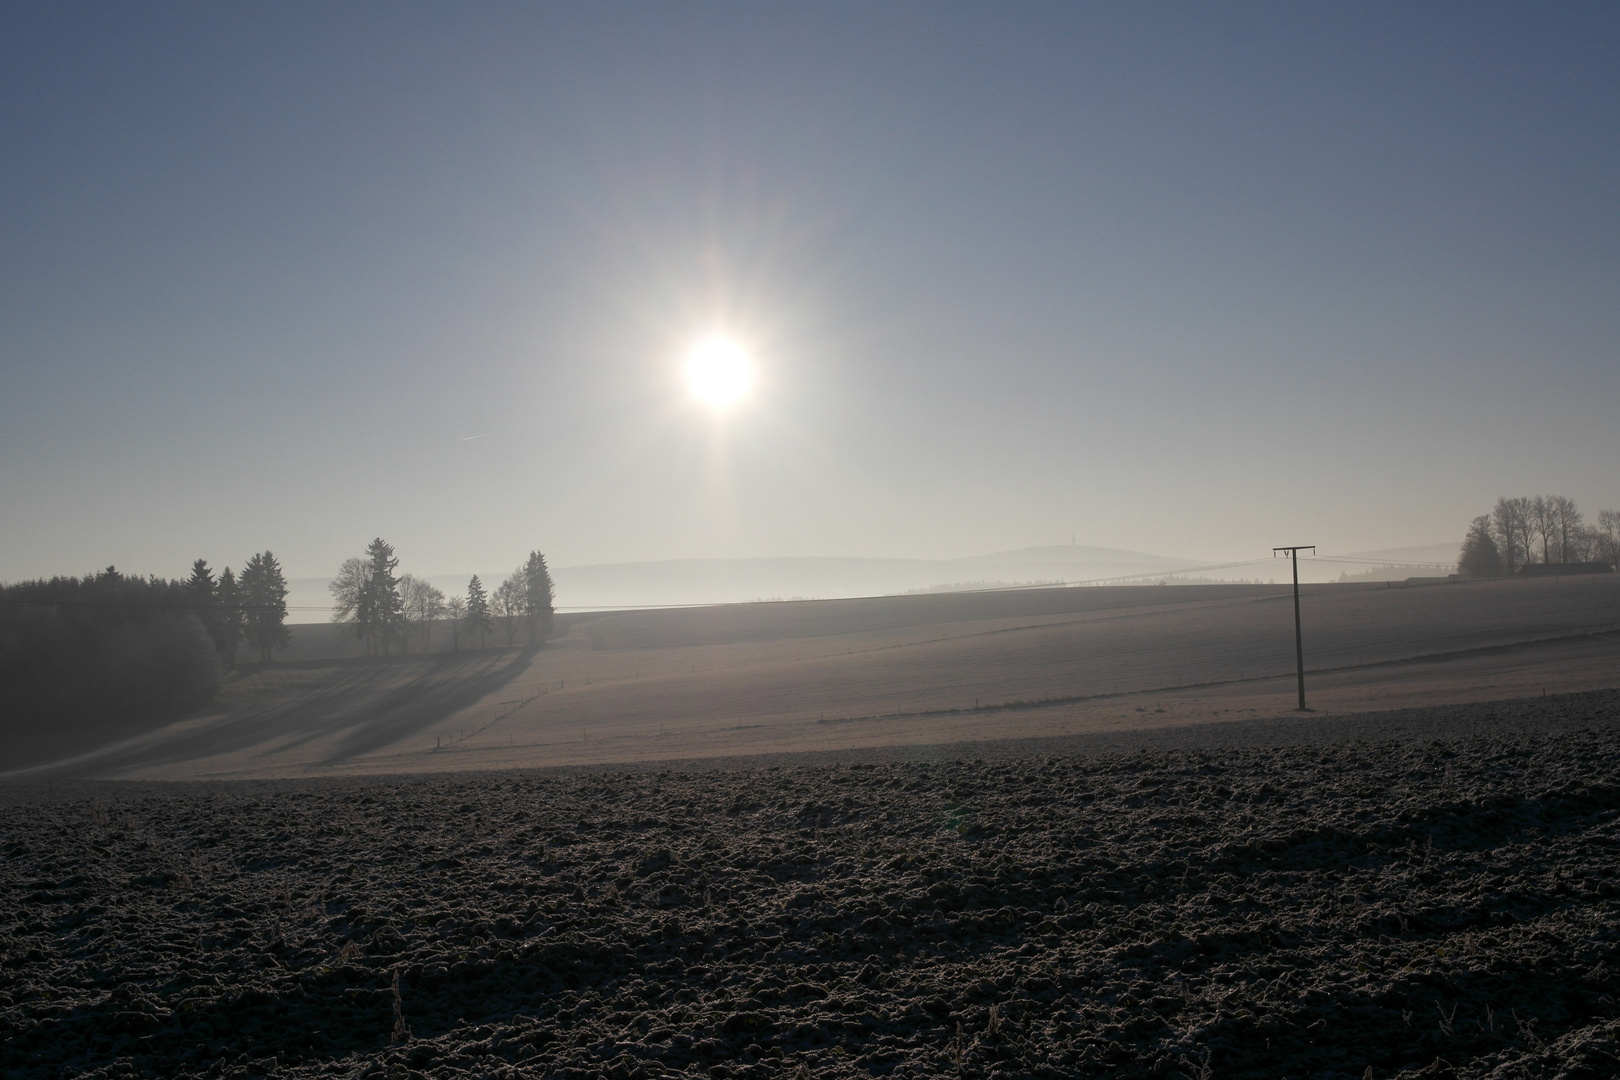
683;336;754;410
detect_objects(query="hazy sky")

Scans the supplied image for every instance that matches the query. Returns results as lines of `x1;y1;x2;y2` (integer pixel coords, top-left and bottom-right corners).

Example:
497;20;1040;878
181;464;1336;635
3;3;1617;582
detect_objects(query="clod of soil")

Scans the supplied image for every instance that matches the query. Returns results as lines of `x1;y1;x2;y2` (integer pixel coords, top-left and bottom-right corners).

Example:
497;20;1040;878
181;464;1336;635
3;698;1619;1079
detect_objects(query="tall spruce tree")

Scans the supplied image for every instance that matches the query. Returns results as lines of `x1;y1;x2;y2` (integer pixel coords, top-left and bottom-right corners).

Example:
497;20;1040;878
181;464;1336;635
186;558;232;659
239;551;291;662
363;538;404;654
464;575;493;649
186;558;216;599
217;566;243;668
522;550;555;644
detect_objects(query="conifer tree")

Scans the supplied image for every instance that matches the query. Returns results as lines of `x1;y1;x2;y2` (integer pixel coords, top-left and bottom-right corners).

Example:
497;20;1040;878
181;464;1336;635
464;575;493;649
186;558;216;600
1457;515;1503;578
522;550;555;644
186;558;234;660
239;551;291;662
363;538;404;654
217;566;243;667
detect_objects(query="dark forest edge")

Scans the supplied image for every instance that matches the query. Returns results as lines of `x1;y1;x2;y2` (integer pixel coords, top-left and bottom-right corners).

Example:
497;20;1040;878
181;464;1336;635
0;554;284;746
0;541;554;753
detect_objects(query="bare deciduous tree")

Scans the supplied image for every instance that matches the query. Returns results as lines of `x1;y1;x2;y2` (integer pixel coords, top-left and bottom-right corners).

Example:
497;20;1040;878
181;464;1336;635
493;575;524;648
1492;496;1531;573
1547;495;1583;564
1479;496;1614;572
444;596;467;652
1595;510;1620;570
399;574;446;653
329;557;372;625
1529;495;1556;564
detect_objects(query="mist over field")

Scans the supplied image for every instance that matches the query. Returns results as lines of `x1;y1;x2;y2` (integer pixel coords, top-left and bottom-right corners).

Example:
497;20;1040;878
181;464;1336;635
271;542;1469;616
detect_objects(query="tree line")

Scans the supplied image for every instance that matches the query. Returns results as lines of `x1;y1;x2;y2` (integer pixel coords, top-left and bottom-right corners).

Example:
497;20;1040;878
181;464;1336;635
0;551;288;741
0;540;556;743
1458;495;1620;577
328;539;555;654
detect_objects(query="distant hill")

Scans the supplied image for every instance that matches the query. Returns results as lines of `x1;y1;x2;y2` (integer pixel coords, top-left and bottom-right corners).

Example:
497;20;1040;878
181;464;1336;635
953;544;1195;567
1346;542;1458;567
546;546;1200;610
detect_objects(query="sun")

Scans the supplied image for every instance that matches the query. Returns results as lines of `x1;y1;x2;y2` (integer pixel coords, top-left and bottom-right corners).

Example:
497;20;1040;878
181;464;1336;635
683;335;754;410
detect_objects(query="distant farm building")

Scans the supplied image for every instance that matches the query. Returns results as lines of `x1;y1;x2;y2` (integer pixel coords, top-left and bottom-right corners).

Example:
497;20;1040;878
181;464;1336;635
1518;562;1614;578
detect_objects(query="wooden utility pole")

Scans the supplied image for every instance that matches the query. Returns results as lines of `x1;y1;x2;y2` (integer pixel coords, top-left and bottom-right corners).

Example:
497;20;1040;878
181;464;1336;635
1273;545;1315;710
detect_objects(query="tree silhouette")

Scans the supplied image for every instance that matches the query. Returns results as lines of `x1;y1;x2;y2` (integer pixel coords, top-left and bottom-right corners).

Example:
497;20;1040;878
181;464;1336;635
1492;497;1531;573
1597;511;1620;571
217;566;243;668
1;567;223;739
364;538;405;654
186;558;216;599
523;551;555;644
328;557;373;647
445;596;467;652
186;558;232;660
1547;495;1583;563
464;575;493;649
493;575;523;647
399;574;446;653
239;551;291;662
1457;515;1502;577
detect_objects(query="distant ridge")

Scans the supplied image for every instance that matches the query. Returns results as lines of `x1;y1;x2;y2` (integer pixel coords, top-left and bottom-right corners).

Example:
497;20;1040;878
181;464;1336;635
1345;542;1458;566
546;546;1199;610
951;544;1199;568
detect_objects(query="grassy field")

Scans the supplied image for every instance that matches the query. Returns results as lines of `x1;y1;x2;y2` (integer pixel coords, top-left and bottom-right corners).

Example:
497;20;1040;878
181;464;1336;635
10;575;1620;781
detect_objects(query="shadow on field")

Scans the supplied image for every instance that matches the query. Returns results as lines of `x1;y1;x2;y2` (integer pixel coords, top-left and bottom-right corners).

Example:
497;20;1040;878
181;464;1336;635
39;648;537;778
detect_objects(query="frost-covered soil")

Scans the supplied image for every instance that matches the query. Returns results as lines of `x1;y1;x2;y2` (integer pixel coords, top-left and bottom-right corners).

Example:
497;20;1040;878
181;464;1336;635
3;693;1620;1080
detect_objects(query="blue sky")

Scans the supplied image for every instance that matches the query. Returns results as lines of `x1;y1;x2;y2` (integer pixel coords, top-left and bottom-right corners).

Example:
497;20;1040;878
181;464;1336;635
2;3;1616;581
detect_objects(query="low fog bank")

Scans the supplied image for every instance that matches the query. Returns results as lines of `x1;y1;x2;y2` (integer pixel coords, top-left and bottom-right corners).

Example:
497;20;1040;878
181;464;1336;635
281;543;1471;619
550;546;1204;609
285;546;1202;617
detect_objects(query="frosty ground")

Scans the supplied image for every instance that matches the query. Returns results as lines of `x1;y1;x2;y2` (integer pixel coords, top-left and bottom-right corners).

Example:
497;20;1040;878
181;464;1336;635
3;689;1619;1080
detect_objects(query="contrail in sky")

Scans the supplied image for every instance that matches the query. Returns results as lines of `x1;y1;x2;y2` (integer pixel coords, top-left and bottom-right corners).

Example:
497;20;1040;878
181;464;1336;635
461;432;495;441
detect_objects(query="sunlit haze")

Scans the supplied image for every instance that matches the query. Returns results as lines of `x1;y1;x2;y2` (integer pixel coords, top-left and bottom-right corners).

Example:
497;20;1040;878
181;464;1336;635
1;4;1617;589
